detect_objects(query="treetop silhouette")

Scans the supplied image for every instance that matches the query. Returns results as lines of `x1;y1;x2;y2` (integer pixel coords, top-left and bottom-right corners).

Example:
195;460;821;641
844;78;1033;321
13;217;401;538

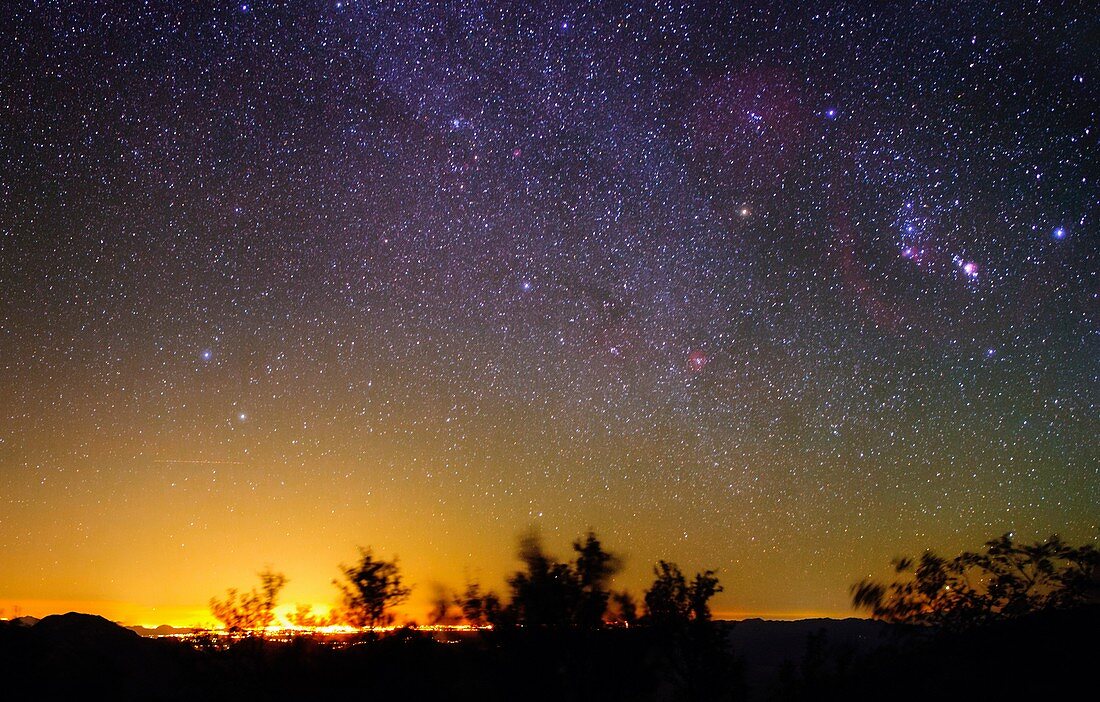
501;528;621;630
851;532;1099;630
209;567;287;634
643;560;723;627
334;547;411;629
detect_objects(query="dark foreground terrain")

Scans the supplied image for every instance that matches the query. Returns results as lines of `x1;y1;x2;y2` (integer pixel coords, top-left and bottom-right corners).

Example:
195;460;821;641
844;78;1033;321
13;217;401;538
1;607;1094;701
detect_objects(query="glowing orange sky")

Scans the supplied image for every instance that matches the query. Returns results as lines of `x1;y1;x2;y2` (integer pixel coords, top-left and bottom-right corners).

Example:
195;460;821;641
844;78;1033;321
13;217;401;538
2;439;1088;629
2;0;1097;632
2;372;1093;627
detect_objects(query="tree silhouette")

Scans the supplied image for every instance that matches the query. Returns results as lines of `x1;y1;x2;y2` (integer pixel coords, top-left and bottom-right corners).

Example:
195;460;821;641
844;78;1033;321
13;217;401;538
334;547;411;629
209;567;288;634
505;530;579;629
687;570;723;623
643;560;723;626
458;580;502;627
426;584;463;625
610;590;639;626
851;532;1100;630
288;604;339;629
642;561;736;698
503;528;620;630
572;530;622;628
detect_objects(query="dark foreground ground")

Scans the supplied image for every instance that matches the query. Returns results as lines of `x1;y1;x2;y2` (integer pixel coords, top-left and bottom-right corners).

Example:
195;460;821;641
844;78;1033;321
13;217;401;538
1;607;1094;701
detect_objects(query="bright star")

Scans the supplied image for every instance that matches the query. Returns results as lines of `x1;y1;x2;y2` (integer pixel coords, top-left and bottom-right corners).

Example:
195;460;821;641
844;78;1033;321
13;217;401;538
900;246;922;262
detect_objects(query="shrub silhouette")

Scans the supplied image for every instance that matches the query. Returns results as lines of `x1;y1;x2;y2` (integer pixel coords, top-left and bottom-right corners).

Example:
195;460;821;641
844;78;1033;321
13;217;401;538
610;590;639;626
851;532;1100;630
334;547;411;629
641;560;737;698
209;567;287;634
426;584;464;625
287;604;339;628
458;579;502;627
643;560;723;626
501;529;620;630
572;531;622;629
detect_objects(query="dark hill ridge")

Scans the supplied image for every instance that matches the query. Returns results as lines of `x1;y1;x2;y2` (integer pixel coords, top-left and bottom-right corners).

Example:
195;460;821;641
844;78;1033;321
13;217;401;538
730;616;891;647
728;617;894;663
127;623;197;637
726;617;896;693
1;608;1096;701
0;612;194;700
2;613;195;637
32;612;143;644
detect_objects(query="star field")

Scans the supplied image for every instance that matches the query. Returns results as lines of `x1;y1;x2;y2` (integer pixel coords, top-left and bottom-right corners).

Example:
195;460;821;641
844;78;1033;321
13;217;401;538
0;1;1096;623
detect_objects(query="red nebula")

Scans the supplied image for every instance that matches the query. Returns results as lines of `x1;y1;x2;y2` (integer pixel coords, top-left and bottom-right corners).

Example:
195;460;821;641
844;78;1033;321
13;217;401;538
687;349;708;373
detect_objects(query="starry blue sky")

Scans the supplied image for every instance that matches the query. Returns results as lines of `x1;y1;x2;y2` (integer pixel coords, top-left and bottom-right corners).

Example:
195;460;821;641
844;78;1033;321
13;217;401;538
0;0;1096;623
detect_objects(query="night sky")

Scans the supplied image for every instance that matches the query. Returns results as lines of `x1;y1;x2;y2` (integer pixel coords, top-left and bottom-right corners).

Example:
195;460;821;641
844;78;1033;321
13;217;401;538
1;1;1096;626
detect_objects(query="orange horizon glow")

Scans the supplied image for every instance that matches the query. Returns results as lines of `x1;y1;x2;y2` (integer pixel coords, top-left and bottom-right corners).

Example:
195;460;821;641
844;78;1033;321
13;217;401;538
2;0;1097;665
6;515;1091;631
0;597;858;629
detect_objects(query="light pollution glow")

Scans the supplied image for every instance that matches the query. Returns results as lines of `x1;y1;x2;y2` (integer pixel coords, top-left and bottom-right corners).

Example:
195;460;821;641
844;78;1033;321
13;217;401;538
2;2;1096;629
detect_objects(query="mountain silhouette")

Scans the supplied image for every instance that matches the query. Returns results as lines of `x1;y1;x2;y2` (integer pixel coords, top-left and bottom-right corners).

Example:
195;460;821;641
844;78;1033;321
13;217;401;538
2;607;1096;701
1;612;191;700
